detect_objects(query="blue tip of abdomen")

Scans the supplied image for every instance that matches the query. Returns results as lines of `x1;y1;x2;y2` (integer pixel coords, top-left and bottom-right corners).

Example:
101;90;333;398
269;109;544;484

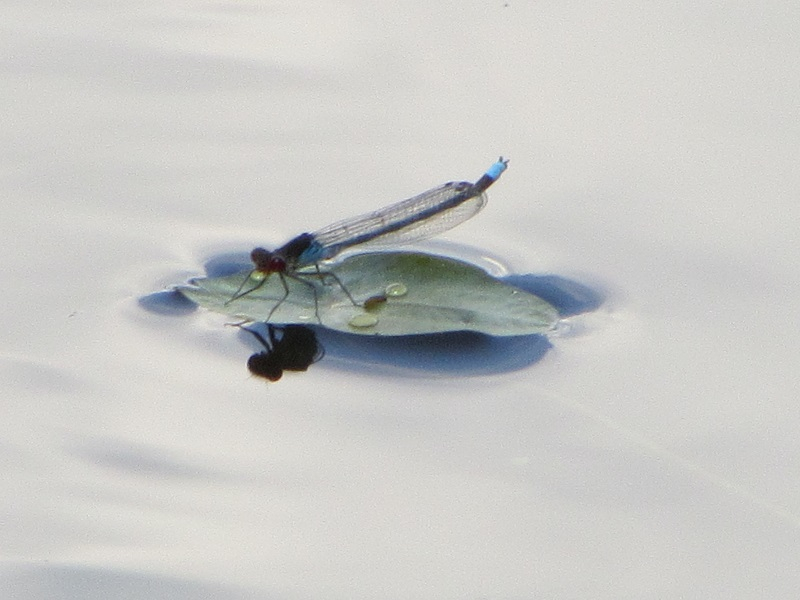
485;156;509;181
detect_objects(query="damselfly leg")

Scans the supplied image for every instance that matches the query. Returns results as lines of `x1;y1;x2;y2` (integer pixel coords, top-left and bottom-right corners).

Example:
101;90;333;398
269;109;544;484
226;255;359;323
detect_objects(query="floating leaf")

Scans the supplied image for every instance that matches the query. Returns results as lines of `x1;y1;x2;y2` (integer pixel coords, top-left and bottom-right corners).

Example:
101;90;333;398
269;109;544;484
177;252;559;336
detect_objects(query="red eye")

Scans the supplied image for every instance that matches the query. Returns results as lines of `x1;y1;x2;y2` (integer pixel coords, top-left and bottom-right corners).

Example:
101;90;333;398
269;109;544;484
251;248;272;270
268;257;286;272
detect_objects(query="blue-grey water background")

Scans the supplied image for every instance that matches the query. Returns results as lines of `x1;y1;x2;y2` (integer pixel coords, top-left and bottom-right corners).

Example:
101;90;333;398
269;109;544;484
2;2;799;598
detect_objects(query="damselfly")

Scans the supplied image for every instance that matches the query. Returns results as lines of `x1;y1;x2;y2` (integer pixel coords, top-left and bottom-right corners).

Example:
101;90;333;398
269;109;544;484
227;157;509;320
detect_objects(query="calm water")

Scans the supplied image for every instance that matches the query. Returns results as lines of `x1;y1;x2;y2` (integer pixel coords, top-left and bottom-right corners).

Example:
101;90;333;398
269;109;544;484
3;1;800;598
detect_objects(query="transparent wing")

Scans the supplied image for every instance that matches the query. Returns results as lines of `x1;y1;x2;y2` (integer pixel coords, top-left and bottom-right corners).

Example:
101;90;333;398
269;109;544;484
304;181;486;263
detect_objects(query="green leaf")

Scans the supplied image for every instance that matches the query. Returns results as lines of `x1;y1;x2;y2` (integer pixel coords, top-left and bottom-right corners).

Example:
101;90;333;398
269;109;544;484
176;252;559;336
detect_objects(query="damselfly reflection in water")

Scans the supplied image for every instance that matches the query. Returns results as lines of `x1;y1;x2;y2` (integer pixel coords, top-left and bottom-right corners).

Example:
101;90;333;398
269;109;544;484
239;324;324;382
226;158;509;321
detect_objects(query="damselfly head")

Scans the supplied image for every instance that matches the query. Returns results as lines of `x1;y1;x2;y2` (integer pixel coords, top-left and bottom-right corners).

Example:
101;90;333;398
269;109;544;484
251;247;271;266
250;247;286;273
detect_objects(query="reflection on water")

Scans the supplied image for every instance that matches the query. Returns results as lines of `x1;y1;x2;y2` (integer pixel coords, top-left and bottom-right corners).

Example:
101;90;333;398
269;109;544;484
239;324;325;382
